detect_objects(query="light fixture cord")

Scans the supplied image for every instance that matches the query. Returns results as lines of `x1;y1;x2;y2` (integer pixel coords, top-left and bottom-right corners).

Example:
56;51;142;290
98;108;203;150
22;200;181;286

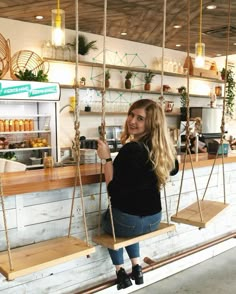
199;0;202;44
57;0;60;12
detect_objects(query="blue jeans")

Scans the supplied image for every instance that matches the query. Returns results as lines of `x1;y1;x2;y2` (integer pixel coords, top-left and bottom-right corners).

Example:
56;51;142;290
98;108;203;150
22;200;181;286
102;208;162;265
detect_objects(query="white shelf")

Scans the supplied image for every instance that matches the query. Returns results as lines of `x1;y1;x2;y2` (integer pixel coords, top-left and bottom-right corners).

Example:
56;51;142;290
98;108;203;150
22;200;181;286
0;147;51;153
0;130;51;135
0;114;51;118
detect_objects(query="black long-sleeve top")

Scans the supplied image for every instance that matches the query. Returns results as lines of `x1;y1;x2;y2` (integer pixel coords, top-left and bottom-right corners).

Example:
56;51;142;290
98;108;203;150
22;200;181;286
107;141;178;216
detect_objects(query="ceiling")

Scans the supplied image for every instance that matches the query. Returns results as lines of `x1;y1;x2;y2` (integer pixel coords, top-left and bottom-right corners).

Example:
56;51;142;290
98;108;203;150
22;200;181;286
0;0;236;58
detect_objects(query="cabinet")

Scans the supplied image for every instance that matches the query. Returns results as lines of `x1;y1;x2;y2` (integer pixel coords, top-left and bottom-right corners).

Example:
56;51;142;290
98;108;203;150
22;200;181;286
0;80;60;169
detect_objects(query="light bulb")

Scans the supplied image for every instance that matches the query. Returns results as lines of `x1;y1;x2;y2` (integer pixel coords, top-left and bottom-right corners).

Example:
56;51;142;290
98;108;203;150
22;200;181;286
195;43;205;68
52;8;65;47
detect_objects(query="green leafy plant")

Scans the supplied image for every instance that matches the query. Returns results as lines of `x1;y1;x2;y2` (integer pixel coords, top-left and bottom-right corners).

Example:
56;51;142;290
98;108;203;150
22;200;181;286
15;69;48;82
222;68;236;117
178;86;187;107
80;76;86;85
144;71;155;83
125;71;133;79
78;34;97;55
105;70;111;80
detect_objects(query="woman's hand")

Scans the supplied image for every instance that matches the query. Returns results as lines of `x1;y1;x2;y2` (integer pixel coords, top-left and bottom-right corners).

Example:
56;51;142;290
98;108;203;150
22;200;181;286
97;139;111;159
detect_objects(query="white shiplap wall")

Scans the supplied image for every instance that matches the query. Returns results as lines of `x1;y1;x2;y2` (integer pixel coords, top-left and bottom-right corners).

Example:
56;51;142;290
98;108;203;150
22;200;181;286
0;162;236;293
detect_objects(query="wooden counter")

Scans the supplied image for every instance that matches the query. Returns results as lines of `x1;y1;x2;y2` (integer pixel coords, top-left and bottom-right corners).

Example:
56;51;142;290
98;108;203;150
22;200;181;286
0;164;104;197
1;152;236;197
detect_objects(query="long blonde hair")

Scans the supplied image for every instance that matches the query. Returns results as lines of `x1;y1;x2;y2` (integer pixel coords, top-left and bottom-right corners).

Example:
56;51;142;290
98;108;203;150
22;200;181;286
121;99;176;189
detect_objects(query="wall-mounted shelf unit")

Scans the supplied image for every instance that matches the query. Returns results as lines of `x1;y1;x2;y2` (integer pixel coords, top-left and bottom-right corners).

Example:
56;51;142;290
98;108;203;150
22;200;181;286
69;110;181;116
61;84;220;100
45;58;224;84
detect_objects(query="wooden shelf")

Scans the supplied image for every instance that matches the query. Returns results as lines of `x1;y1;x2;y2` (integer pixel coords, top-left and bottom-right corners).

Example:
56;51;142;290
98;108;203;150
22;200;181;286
60;85;219;99
46;58;223;83
0;236;95;280
69;110;181;116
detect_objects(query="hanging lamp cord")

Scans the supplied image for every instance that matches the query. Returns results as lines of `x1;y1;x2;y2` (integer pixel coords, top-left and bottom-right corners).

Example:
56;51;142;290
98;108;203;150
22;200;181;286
199;0;203;44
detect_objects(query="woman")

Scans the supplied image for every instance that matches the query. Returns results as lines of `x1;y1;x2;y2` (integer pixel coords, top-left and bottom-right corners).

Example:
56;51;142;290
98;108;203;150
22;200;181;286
190;117;207;154
97;99;178;290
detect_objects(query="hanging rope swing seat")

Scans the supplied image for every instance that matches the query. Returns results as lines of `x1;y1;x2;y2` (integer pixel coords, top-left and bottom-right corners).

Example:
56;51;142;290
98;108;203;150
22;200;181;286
92;0;175;250
171;0;230;229
0;0;95;281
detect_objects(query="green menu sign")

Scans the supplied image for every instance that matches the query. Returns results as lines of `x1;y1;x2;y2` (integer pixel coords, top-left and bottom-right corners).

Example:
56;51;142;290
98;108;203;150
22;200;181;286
0;80;60;101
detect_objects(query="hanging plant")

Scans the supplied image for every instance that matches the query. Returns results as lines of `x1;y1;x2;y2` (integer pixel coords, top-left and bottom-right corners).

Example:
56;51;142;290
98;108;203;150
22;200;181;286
222;68;236;117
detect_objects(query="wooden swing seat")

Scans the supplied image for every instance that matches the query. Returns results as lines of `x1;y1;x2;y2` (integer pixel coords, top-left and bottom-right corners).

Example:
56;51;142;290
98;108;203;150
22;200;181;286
0;236;95;280
92;222;175;250
171;200;229;228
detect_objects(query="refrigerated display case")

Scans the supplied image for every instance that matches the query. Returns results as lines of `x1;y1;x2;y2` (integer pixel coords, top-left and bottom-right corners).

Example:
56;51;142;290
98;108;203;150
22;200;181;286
0;80;60;169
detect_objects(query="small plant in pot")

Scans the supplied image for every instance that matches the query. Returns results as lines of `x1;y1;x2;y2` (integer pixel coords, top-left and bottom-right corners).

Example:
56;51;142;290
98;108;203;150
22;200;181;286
68;34;97;60
125;71;133;89
144;71;155;91
80;77;86;86
78;34;97;56
105;70;111;88
178;86;187;121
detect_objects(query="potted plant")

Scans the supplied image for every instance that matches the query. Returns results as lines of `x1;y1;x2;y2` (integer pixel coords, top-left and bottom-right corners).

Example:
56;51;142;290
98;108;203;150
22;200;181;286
221;68;236;117
125;71;133;89
68;34;97;60
221;68;226;80
144;71;155;91
105;70;110;88
178;86;187;121
78;34;97;56
80;77;86;86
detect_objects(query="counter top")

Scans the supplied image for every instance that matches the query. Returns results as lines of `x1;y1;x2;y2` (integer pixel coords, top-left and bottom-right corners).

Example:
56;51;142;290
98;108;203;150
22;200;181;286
1;152;236;197
1;164;104;196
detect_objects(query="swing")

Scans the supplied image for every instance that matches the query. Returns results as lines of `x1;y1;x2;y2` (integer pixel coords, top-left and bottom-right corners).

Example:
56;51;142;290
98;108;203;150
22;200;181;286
0;0;95;281
171;0;230;228
92;0;175;251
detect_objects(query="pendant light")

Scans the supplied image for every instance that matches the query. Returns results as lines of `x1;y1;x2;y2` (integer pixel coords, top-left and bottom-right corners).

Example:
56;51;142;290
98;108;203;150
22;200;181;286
51;0;65;47
195;0;205;68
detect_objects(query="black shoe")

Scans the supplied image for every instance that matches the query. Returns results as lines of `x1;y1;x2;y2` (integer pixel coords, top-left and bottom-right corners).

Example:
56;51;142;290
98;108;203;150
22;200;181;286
131;264;144;285
116;267;132;290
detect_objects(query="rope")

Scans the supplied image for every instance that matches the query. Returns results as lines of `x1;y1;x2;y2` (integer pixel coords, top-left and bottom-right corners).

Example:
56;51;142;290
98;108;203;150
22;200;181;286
163;186;169;224
175;0;203;221
97;0;117;242
202;0;231;203
68;0;89;246
0;177;14;271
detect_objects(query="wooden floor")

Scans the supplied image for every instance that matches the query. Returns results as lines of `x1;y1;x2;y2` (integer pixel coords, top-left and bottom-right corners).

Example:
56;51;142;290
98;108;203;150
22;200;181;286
171;200;229;228
93;222;176;250
0;236;95;280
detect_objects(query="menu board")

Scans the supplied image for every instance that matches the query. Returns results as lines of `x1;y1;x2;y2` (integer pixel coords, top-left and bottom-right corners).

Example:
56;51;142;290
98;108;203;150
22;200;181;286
0;80;60;101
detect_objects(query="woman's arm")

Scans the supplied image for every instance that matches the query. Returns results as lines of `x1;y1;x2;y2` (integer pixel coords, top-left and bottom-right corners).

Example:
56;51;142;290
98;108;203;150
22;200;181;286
103;160;113;185
97;139;113;185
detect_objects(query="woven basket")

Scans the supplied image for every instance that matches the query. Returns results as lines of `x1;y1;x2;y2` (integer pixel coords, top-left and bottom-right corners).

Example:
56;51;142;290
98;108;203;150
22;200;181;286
0;33;10;79
10;50;49;80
